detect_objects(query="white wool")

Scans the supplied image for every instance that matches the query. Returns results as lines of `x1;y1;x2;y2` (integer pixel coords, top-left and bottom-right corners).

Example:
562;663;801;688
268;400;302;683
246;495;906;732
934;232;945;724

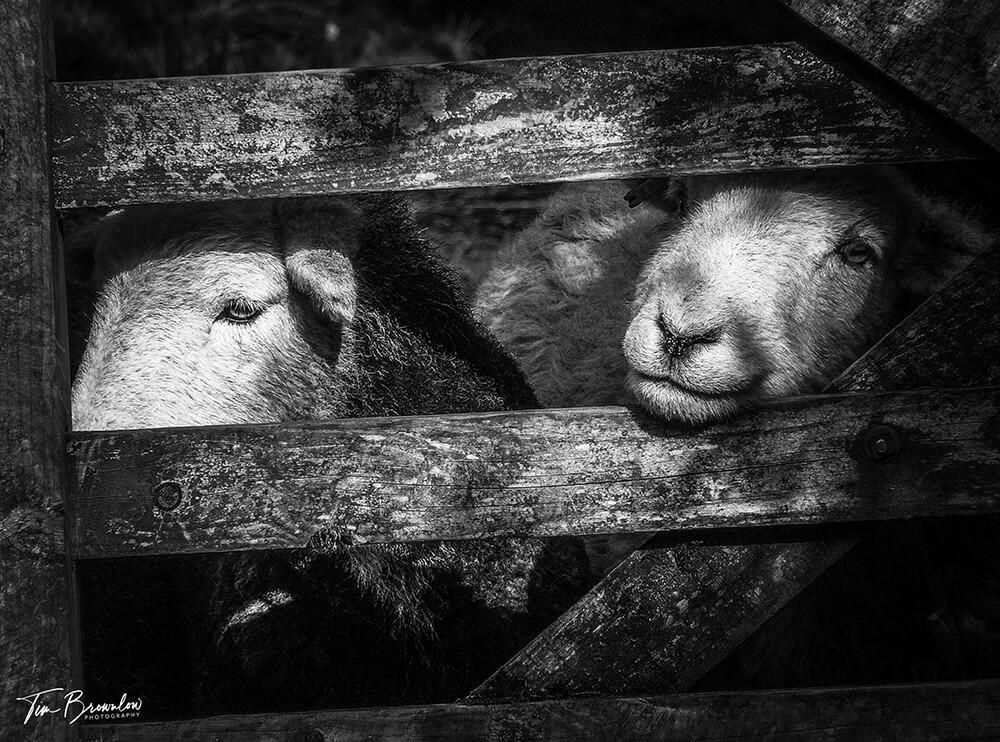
476;181;665;409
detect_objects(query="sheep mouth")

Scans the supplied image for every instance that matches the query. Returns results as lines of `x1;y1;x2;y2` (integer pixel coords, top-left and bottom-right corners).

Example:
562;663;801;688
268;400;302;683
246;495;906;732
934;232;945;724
628;369;758;400
625;369;759;423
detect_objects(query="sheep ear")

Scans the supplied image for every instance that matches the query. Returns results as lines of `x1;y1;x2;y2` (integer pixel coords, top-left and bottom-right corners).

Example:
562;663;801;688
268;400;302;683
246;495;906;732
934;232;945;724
892;199;992;303
275;199;364;325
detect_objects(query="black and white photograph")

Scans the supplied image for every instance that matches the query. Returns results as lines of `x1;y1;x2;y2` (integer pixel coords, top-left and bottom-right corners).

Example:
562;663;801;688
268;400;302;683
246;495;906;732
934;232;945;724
3;0;1000;739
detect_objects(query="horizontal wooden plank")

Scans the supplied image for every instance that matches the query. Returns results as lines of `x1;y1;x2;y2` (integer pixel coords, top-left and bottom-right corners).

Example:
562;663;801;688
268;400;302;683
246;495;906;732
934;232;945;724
50;43;993;209
66;385;1000;559
77;680;1000;741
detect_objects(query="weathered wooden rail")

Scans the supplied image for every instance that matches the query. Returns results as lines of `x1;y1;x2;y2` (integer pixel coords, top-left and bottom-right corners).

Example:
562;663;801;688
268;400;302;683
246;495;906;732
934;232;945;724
52;42;992;208
3;0;1000;740
67;385;1000;558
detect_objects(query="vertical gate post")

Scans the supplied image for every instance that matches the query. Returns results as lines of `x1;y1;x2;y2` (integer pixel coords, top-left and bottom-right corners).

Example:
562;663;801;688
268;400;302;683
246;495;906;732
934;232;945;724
0;0;77;740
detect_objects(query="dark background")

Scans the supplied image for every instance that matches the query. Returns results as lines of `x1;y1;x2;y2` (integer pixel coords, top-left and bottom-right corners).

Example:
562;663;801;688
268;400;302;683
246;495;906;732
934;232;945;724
52;0;811;80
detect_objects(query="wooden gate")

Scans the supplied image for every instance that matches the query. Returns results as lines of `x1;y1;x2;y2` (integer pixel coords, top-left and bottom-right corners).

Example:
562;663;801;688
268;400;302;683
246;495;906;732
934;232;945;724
3;0;1000;739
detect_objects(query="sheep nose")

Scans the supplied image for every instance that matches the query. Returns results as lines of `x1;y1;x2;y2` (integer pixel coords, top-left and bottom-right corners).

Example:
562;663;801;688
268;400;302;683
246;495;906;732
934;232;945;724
659;317;721;358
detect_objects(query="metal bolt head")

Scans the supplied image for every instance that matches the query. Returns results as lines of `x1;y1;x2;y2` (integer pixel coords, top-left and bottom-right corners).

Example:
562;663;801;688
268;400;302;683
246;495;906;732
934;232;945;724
152;481;183;511
864;424;901;463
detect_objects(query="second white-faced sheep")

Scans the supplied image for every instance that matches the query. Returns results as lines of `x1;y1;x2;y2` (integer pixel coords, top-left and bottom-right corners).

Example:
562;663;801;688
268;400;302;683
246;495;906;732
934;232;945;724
474;167;1000;688
69;194;591;716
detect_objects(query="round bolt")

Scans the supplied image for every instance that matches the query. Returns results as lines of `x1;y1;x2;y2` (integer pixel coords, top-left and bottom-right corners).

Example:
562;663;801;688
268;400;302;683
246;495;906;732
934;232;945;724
152;481;183;511
864;424;901;463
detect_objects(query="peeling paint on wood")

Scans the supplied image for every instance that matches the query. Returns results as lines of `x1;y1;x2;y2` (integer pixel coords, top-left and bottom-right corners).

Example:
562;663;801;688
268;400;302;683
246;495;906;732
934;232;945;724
0;1;75;740
77;679;1000;741
50;43;992;209
66;385;1000;559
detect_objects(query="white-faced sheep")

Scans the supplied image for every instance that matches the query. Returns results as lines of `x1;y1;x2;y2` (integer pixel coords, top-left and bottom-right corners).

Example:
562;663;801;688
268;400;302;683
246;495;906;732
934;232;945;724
476;168;988;421
474;166;1000;688
69;194;591;716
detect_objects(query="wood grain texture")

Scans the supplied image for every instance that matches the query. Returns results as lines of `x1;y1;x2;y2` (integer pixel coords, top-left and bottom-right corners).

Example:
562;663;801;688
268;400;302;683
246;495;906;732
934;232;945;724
783;0;1000;149
66;385;1000;559
50;42;992;209
77;680;1000;741
0;1;75;740
470;243;1000;701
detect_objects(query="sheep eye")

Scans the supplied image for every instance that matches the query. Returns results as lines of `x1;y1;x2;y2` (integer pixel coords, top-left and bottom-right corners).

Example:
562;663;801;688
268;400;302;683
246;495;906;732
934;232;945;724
838;237;875;265
218;298;263;325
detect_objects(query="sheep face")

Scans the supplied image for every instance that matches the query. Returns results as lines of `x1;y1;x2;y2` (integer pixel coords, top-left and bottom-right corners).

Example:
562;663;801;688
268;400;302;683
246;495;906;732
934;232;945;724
70;200;359;430
624;169;931;423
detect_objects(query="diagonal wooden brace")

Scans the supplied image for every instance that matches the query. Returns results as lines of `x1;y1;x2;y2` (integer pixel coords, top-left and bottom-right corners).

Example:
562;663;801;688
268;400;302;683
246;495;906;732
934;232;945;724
781;0;1000;151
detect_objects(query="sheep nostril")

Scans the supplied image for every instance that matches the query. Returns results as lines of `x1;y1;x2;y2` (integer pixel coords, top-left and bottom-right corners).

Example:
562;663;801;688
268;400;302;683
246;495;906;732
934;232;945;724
659;318;721;358
662;330;687;358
